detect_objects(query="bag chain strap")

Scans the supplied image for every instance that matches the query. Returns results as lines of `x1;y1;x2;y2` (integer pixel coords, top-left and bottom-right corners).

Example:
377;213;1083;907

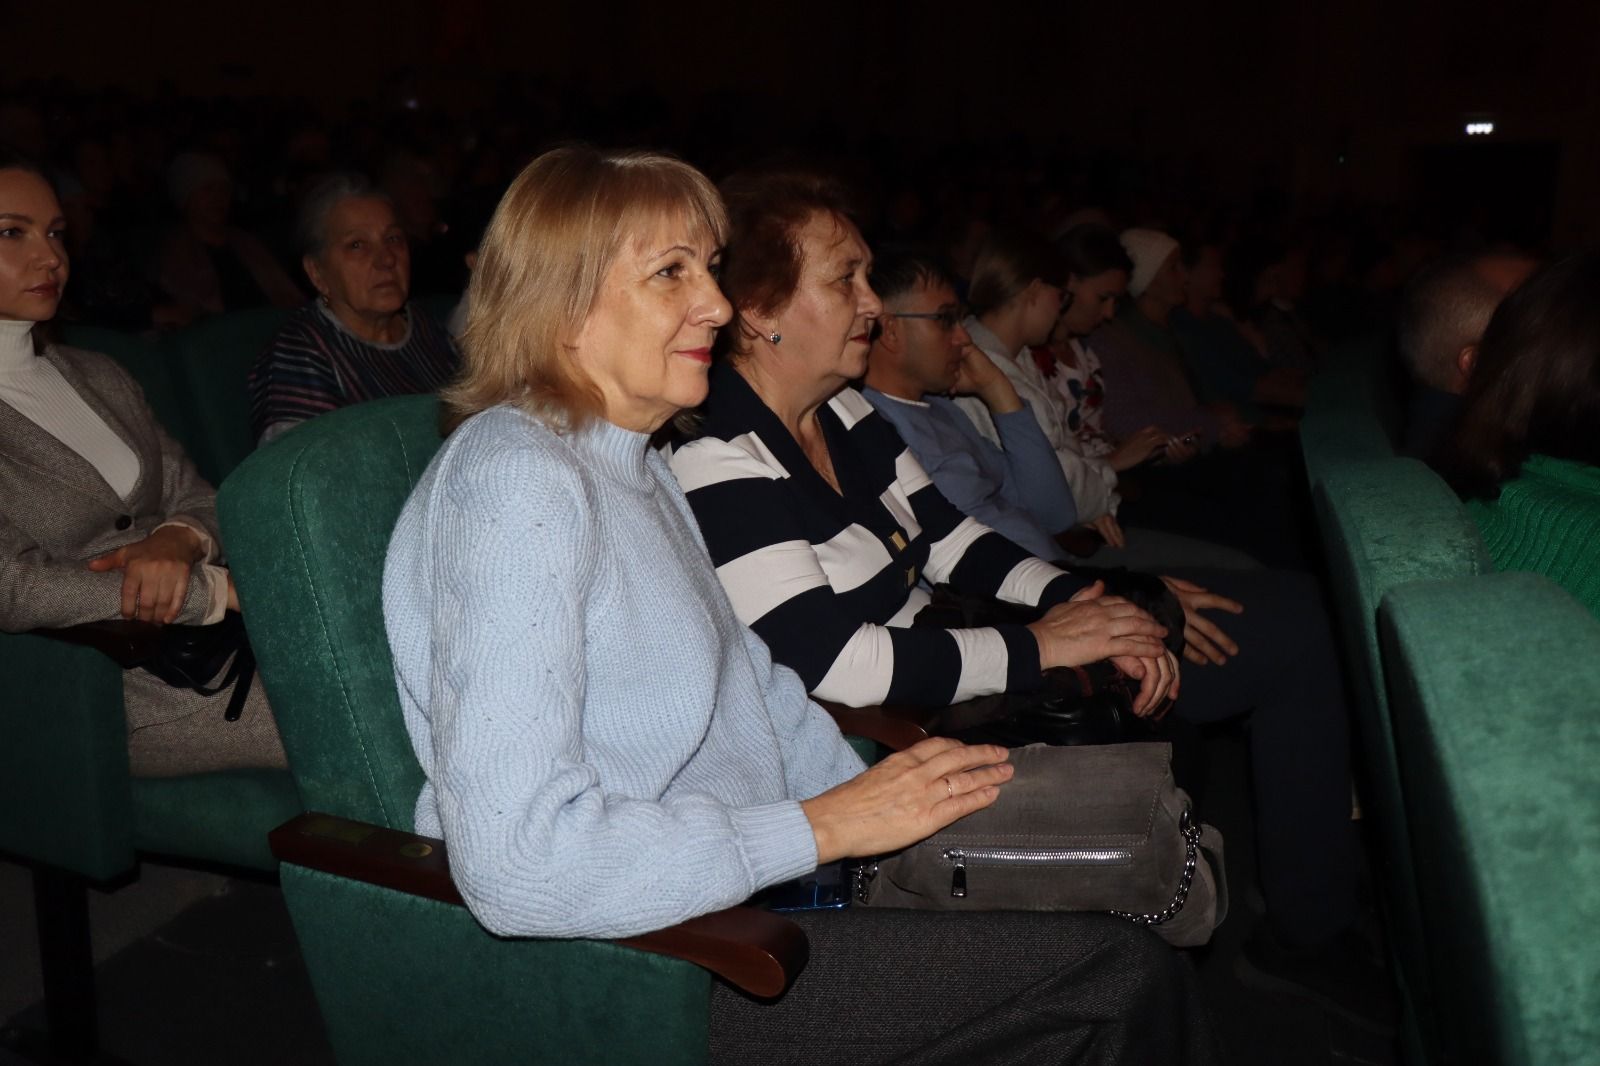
1108;805;1201;927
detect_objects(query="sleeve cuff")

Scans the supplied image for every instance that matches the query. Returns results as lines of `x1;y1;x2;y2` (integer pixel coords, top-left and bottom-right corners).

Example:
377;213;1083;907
197;564;230;624
730;800;820;892
156;517;219;563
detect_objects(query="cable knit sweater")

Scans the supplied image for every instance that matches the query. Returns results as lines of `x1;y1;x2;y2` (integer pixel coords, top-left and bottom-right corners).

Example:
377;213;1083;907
1468;454;1600;620
383;404;864;939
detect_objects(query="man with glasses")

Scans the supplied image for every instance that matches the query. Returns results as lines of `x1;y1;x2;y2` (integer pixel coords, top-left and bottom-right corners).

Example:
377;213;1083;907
862;249;1078;561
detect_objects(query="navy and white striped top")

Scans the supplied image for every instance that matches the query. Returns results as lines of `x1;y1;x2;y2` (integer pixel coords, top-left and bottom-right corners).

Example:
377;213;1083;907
248;301;459;442
670;363;1087;708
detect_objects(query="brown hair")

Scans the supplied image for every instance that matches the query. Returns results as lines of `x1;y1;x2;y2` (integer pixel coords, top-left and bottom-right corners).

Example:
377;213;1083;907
715;169;860;359
967;229;1069;318
441;145;727;434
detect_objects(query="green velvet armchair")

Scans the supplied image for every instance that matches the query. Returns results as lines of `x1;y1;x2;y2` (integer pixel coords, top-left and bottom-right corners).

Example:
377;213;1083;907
0;626;300;1062
217;394;921;1066
1380;572;1600;1065
1312;456;1492;1063
169;308;289;487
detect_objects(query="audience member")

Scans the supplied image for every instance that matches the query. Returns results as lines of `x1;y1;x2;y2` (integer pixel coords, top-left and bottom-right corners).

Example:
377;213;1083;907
155;151;303;319
671;172;1178;714
1091;229;1248;448
1396;250;1537;457
384;145;1216;1064
1435;251;1600;618
248;173;459;444
0;150;284;775
1170;241;1307;413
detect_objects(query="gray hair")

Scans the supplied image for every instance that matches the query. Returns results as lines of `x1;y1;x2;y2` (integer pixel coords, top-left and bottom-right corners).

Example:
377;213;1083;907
296;172;395;260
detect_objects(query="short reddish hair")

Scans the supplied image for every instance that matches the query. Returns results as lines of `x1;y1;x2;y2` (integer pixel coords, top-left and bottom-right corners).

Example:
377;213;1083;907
716;169;861;358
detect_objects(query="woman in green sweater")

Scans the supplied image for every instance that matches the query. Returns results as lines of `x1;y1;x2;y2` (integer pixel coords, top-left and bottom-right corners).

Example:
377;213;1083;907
1435;251;1600;617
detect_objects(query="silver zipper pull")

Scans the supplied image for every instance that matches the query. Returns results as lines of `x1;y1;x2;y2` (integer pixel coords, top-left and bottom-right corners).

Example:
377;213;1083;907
944;849;967;898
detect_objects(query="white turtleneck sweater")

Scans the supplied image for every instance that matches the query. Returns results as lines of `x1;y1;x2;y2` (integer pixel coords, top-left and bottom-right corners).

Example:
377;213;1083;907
0;319;228;623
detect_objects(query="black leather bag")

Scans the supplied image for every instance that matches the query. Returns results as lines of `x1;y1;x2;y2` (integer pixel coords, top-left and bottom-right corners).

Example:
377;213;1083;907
137;611;257;721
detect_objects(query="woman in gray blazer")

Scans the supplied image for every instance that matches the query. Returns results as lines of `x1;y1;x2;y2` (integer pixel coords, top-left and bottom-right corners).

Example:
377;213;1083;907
0;151;283;776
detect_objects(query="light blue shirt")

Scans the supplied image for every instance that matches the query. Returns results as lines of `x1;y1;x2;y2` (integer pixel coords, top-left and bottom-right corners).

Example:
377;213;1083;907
864;388;1077;562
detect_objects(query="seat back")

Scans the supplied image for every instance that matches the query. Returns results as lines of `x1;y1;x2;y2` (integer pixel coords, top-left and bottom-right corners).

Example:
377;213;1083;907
1313;456;1491;1059
1300;333;1398;489
171;308;291;485
0;633;135;879
218;394;443;829
1380;572;1600;1066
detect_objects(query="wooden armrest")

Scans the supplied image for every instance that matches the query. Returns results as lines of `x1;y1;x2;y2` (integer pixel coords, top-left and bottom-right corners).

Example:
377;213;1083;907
32;619;161;668
269;811;807;998
817;702;928;752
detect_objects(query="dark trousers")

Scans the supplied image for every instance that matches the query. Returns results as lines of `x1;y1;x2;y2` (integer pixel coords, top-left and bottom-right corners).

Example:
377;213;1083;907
710;909;1217;1065
1119;435;1313;571
1162;566;1361;948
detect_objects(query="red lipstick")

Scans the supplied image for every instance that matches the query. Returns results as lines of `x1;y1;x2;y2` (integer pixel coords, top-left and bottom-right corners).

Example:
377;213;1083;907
677;347;712;364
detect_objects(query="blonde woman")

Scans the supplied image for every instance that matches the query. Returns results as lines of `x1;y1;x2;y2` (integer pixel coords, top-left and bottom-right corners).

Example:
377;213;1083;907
381;146;1213;1065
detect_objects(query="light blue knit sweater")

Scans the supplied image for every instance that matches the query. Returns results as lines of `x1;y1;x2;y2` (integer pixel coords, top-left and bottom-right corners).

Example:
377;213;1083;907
383;405;865;938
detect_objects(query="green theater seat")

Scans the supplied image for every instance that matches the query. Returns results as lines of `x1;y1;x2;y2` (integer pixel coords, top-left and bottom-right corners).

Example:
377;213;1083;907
0;629;300;1060
169;308;291;486
1313;456;1492;1062
220;395;891;1066
1380;573;1600;1065
1299;334;1398;490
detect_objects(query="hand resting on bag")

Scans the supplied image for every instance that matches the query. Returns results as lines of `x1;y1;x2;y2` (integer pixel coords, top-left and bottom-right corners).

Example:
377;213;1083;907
801;737;1014;865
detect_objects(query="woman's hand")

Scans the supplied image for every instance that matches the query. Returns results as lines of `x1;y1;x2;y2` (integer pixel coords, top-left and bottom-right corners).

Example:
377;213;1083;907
1107;425;1169;471
801;737;1014;864
1084;512;1127;549
1109;649;1182;716
86;525;205;624
226;572;241;614
1160;575;1244;666
1027;580;1168;671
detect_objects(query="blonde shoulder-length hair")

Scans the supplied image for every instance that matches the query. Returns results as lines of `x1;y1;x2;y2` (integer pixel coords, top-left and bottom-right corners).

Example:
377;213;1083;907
441;145;728;434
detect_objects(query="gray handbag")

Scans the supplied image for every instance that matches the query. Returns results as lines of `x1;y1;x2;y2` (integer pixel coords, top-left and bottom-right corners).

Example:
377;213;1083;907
849;742;1227;947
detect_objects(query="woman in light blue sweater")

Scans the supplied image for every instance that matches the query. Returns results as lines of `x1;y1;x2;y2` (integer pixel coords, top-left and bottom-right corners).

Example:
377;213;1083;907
383;146;1213;1064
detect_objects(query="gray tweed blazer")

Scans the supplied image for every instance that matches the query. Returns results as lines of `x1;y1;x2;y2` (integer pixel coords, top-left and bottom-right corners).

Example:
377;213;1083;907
0;344;224;732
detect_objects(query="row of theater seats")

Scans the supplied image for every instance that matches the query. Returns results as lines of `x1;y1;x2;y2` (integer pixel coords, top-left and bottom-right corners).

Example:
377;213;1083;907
3;392;920;1065
55;295;462;489
1302;342;1600;1066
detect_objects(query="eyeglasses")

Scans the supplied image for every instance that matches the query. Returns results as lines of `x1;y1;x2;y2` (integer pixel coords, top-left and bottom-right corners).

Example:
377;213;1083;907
891;307;965;331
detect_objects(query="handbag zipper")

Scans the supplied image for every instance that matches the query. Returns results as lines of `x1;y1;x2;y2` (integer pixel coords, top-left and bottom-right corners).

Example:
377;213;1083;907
943;846;1135;898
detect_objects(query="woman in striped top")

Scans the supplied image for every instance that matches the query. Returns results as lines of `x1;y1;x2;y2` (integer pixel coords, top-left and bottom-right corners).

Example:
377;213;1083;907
248;174;458;444
669;171;1177;712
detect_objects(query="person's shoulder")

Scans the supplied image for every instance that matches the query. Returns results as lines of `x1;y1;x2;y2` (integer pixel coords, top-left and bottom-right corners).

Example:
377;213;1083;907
1522;454;1600;493
826;385;878;429
669;422;792;492
44;343;142;399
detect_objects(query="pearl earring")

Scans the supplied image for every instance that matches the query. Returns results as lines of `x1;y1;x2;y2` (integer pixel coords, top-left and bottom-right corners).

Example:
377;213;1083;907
768;331;782;344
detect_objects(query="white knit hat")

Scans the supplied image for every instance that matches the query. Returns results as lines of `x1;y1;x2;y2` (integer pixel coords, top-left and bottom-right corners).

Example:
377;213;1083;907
1120;229;1180;297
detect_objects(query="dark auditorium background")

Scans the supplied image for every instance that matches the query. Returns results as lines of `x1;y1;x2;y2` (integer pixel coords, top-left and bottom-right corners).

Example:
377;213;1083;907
14;0;1600;248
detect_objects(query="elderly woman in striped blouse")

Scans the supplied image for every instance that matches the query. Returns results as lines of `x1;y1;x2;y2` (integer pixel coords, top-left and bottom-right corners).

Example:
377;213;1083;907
248;173;458;444
669;171;1179;714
